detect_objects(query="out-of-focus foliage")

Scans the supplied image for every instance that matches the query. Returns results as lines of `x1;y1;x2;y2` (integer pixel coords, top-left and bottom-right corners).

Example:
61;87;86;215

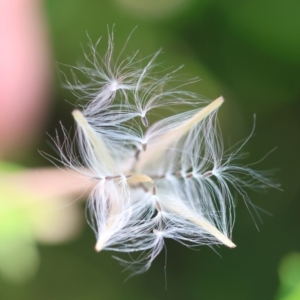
0;162;83;284
221;0;300;64
276;253;300;300
0;162;39;283
1;0;300;299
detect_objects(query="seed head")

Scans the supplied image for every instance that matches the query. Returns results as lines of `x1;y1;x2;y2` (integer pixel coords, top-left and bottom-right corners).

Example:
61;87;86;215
54;29;275;275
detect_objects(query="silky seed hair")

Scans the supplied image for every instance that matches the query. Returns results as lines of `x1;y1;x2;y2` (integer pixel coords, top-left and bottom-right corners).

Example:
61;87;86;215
54;28;275;275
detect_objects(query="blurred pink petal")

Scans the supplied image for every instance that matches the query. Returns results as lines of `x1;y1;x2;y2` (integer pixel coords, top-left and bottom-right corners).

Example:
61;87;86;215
1;168;93;200
0;0;52;158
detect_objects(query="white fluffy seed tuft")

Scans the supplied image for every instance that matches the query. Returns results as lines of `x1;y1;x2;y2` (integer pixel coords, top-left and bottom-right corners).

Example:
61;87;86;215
54;29;276;275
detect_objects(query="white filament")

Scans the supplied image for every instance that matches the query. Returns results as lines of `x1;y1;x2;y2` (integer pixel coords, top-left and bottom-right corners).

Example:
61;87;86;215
55;29;274;275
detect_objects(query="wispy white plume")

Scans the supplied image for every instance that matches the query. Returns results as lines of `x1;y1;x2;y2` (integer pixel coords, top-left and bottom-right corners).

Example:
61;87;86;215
55;28;275;275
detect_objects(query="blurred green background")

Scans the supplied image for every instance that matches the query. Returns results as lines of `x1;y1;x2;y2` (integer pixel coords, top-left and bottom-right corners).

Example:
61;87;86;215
1;0;300;299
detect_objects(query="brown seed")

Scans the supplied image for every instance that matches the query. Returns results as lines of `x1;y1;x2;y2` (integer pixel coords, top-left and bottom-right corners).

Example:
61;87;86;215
203;171;213;178
155;201;162;212
105;175;120;180
141;116;149;127
152;185;157;195
186;172;193;178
